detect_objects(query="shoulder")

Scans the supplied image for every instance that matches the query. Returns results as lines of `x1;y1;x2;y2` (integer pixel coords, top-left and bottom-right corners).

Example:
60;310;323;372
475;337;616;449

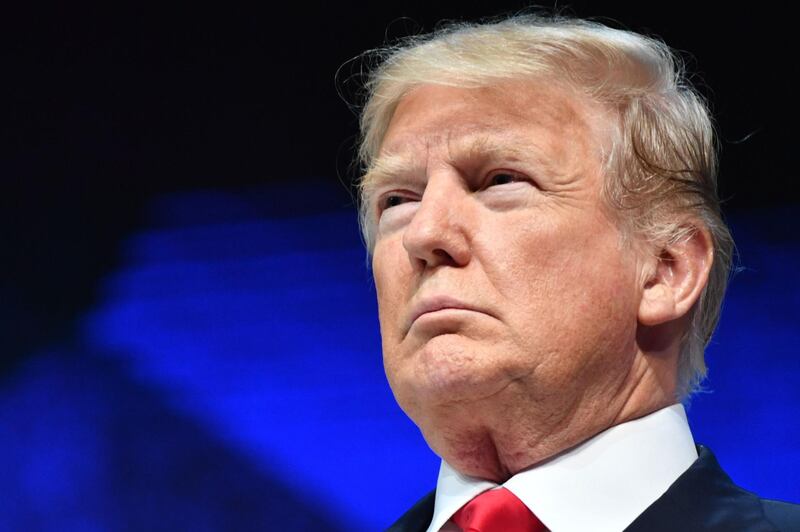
627;446;800;532
386;490;436;532
761;498;800;531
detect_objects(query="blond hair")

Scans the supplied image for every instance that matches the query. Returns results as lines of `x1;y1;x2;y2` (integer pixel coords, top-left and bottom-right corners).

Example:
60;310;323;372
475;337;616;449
355;15;734;399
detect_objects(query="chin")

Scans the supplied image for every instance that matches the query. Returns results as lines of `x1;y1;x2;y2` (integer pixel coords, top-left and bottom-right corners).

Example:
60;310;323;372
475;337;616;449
394;335;509;406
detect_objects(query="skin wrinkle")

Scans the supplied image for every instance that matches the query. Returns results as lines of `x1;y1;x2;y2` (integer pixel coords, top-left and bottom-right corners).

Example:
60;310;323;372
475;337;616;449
363;80;600;222
366;131;551;190
374;80;686;482
432;354;543;410
476;364;600;477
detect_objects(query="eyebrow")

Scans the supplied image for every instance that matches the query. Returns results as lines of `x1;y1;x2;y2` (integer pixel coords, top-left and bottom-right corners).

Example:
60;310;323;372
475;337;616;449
361;132;540;195
361;152;422;195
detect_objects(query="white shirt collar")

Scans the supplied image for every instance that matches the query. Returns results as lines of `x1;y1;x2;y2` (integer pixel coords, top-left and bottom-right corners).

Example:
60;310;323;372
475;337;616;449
427;404;697;532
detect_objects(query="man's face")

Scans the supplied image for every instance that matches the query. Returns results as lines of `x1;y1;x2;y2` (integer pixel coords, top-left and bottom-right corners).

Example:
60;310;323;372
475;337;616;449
366;81;645;439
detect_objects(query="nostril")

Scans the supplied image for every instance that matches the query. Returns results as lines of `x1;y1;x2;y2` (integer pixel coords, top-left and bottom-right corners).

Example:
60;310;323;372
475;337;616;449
432;249;456;264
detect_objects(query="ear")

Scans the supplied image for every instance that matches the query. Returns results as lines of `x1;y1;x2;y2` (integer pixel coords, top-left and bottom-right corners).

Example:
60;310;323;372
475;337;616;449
638;225;714;326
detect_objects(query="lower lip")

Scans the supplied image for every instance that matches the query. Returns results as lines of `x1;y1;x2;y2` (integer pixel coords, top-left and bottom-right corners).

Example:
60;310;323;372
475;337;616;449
411;308;478;327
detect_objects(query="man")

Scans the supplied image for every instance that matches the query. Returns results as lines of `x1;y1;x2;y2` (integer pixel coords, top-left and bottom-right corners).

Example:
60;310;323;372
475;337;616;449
355;15;800;532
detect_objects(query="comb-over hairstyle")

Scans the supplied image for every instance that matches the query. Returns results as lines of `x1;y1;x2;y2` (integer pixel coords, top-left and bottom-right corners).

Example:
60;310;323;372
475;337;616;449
356;14;734;399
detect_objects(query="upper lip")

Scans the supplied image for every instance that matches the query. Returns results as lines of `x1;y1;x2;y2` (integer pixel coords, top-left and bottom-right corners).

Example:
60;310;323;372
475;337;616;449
405;295;487;333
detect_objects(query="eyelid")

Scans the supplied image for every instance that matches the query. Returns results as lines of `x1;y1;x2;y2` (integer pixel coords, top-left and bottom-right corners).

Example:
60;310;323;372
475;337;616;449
482;168;534;189
375;189;419;215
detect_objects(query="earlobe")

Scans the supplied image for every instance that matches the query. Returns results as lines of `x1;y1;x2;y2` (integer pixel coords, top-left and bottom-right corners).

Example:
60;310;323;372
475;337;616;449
638;225;714;326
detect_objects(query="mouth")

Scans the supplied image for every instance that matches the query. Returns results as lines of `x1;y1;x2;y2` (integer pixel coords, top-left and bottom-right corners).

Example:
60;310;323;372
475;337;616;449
405;295;489;335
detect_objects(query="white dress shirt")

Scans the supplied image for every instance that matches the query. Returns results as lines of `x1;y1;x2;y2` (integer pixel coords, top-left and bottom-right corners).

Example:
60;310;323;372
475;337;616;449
427;404;698;532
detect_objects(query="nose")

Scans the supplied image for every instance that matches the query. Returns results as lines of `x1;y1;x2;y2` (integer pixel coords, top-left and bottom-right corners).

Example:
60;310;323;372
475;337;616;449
402;173;471;269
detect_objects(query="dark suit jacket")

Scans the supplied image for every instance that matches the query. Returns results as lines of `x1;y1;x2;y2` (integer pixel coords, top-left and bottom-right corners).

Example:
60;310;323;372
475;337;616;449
387;446;800;531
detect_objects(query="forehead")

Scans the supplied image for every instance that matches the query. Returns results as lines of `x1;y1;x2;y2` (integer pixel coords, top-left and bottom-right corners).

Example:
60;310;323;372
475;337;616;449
400;80;604;138
363;80;615;189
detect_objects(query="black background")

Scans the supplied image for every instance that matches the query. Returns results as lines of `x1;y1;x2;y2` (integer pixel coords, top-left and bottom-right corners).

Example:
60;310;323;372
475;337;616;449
1;2;795;372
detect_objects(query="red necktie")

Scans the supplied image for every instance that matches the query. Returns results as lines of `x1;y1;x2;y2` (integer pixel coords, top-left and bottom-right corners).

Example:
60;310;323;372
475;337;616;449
451;487;547;532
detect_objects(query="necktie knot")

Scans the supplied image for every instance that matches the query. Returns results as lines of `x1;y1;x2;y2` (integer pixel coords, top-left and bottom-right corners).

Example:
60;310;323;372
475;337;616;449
451;487;546;532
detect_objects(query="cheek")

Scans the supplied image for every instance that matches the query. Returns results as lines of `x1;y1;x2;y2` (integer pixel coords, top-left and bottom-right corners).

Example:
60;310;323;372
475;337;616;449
489;212;639;346
372;238;410;340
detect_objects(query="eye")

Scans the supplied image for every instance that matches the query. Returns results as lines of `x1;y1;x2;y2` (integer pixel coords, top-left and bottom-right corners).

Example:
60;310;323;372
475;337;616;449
486;171;528;188
384;195;409;208
378;193;416;214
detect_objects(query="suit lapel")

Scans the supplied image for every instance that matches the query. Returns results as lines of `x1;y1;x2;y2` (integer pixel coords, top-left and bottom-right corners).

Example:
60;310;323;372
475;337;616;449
386;490;436;532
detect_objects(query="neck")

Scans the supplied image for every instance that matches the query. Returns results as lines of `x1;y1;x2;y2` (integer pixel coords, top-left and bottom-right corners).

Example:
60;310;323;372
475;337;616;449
422;350;678;483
